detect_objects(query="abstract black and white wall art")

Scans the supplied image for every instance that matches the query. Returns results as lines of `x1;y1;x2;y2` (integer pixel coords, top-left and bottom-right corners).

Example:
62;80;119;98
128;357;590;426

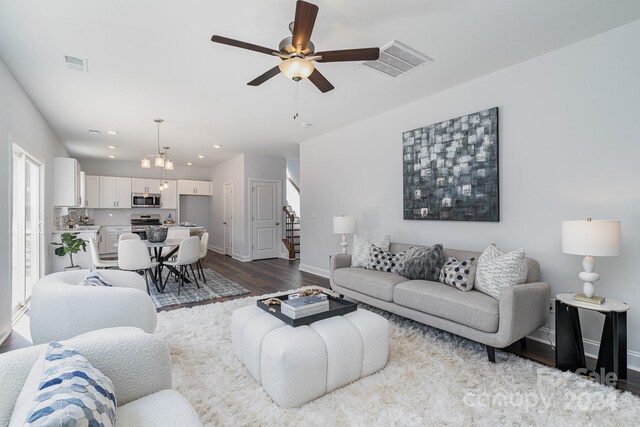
402;107;499;222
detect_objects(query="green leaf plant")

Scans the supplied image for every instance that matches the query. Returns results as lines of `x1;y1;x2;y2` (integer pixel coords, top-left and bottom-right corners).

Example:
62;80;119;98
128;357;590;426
50;232;88;268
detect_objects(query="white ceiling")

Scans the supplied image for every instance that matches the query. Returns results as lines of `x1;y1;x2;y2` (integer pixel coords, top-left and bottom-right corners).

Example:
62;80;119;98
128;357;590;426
1;0;639;166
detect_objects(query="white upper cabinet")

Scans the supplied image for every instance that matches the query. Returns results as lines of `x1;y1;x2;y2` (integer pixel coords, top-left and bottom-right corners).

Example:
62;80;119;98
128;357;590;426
85;175;100;208
99;176;132;208
161;180;177;209
178;179;213;196
132;178;163;193
53;157;81;207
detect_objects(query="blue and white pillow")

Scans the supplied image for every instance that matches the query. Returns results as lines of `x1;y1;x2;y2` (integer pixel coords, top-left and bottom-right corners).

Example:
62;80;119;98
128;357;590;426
79;270;112;287
9;342;117;427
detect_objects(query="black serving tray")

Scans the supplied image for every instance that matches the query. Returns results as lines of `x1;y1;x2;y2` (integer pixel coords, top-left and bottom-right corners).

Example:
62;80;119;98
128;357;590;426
257;292;357;327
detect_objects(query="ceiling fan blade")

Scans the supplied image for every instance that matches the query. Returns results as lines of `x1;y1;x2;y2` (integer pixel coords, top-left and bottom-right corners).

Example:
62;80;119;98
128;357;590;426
292;1;319;53
316;48;380;63
211;35;278;56
247;66;281;86
308;68;334;93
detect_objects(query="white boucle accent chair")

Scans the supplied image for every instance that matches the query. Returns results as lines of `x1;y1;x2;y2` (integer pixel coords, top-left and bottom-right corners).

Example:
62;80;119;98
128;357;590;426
30;270;157;345
0;328;202;427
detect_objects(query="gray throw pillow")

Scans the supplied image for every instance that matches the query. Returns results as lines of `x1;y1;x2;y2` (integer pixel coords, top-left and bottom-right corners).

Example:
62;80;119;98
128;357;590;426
400;244;444;281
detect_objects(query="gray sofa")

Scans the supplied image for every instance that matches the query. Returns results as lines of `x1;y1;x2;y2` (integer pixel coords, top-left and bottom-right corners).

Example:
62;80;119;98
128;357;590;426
330;242;551;362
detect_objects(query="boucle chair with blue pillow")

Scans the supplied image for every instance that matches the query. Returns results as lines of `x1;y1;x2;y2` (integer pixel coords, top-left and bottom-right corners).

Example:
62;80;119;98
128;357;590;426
30;269;157;344
0;328;202;427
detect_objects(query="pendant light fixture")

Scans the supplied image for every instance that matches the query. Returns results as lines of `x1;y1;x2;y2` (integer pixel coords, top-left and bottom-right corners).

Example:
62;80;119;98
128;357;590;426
141;118;175;171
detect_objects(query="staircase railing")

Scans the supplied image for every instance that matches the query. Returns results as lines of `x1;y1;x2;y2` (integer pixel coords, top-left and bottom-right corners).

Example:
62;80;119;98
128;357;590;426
282;206;297;260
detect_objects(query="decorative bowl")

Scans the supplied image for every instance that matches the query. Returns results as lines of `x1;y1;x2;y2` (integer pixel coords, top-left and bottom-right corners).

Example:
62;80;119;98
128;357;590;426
147;226;168;243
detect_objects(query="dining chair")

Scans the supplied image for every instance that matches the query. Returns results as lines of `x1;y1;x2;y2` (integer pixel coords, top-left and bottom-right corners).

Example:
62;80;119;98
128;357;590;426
88;237;118;269
118;239;160;294
196;232;209;283
164;228;191;263
119;232;141;241
163;236;200;295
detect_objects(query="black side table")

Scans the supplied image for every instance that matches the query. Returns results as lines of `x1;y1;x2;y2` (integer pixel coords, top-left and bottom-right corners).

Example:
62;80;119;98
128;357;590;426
555;293;628;385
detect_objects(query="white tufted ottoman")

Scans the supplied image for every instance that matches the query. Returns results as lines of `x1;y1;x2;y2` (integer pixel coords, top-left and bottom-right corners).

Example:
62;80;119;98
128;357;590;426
231;304;389;408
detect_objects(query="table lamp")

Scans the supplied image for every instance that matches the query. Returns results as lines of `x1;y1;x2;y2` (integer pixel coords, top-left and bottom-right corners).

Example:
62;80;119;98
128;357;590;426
333;216;355;254
561;218;621;304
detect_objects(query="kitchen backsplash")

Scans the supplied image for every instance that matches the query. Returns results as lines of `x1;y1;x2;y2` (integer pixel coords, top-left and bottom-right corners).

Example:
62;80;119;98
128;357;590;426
55;207;177;227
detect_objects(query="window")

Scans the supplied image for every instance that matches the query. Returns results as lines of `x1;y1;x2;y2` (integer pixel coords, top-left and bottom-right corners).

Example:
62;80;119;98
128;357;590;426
11;144;43;317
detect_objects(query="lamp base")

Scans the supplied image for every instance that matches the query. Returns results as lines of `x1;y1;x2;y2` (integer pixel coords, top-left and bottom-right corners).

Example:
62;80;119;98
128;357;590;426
574;293;606;305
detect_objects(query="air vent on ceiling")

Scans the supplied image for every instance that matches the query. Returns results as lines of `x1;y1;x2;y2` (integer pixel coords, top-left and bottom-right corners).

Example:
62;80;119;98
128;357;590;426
362;41;432;78
64;55;88;72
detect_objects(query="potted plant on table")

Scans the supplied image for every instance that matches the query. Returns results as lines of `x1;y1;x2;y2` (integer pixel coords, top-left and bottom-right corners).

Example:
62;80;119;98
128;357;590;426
51;232;88;270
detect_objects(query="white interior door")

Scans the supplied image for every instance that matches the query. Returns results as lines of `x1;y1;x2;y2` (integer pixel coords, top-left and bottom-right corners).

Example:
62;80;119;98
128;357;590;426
251;180;280;260
11;145;42;315
223;183;233;256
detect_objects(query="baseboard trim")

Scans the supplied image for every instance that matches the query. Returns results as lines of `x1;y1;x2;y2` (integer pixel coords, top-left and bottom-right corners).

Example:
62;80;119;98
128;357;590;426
207;244;224;254
528;326;640;373
232;253;250;262
299;264;329;278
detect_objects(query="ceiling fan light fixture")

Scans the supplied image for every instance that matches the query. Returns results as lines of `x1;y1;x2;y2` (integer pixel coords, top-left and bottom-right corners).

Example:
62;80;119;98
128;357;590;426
279;57;314;80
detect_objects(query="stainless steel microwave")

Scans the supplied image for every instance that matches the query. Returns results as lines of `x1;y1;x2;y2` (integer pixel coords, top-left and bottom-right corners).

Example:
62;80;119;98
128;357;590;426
131;193;161;208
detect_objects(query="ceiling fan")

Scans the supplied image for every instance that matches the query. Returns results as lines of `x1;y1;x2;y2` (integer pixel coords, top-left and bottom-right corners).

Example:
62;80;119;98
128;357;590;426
211;0;380;93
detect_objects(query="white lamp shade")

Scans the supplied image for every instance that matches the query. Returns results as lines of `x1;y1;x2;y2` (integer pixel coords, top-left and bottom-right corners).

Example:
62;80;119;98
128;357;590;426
333;216;355;234
562;219;621;256
279;58;315;80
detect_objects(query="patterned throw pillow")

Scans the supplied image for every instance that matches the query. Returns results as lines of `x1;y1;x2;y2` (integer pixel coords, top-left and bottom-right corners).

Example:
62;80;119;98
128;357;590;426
79;270;112;287
351;234;391;268
366;245;406;274
474;244;528;300
439;256;477;291
400;244;444;281
10;342;117;427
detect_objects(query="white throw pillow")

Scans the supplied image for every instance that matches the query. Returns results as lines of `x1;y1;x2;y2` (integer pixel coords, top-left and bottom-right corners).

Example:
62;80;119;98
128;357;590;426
474;244;528;300
351;235;391;267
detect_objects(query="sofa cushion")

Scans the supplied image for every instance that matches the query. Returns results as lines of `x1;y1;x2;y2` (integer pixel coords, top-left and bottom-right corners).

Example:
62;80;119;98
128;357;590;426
475;244;528;300
393;280;500;333
400;244;444;281
333;268;408;302
352;235;391;268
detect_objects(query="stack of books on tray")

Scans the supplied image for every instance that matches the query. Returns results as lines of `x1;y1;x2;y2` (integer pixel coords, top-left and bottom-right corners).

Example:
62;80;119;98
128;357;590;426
280;294;329;319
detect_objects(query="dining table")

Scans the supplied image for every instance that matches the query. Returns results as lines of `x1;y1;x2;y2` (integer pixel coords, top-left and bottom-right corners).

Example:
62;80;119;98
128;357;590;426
114;238;192;292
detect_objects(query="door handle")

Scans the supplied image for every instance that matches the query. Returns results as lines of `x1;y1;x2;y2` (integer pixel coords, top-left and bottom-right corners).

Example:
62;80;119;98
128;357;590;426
223;222;226;225
275;222;280;226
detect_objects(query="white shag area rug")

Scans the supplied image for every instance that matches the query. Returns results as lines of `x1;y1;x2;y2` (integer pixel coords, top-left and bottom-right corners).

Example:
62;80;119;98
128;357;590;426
155;292;640;426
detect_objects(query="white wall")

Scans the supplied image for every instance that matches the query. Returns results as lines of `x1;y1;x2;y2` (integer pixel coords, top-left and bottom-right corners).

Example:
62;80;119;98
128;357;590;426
0;57;68;343
179;196;209;230
300;22;640;365
209;154;245;257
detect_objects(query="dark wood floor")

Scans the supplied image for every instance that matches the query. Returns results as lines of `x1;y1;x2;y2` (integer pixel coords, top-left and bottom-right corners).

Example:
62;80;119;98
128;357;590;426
1;251;638;396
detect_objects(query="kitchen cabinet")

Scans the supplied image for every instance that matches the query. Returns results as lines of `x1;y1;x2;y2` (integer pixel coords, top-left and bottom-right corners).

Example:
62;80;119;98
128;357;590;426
178;179;212;196
79;171;86;207
161;180;177;209
53;157;82;207
101;226;131;254
99;177;132;209
85;175;100;208
132;178;162;194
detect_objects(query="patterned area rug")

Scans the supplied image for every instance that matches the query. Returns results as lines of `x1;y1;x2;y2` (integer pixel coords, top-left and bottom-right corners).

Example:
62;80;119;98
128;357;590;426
149;268;249;309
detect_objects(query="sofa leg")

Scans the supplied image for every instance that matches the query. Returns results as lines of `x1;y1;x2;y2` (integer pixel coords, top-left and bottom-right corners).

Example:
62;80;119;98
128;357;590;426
520;337;527;350
486;345;496;363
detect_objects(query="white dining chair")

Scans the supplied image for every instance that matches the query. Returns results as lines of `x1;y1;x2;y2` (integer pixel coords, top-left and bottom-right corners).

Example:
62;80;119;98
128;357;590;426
163;236;200;295
195;232;209;282
118;239;160;294
119;232;141;241
89;237;118;269
164;228;191;262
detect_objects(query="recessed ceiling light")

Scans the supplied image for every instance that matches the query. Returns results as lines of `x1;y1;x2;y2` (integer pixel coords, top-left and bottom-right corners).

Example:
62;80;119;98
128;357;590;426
108;145;117;149
187;162;193;166
198;155;205;159
107;130;119;135
213;144;222;149
301;122;313;128
108;155;116;158
88;129;101;135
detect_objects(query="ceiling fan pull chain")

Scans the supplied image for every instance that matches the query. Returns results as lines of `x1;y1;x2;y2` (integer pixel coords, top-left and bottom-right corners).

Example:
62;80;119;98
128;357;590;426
293;81;299;120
